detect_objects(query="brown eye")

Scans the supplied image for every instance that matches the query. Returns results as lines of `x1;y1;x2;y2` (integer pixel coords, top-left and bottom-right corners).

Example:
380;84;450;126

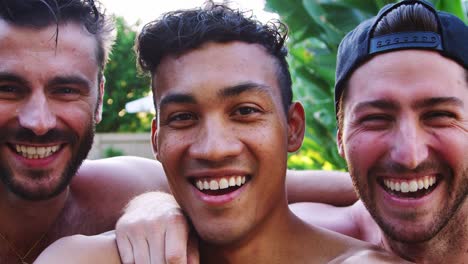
236;106;259;115
0;85;23;99
169;112;196;122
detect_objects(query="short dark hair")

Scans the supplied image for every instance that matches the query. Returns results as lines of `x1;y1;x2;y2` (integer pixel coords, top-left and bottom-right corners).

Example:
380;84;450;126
0;0;115;84
136;2;292;113
337;3;440;132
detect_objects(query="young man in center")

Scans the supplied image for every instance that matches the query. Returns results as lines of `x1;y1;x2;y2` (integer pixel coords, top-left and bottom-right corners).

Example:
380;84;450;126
35;2;405;263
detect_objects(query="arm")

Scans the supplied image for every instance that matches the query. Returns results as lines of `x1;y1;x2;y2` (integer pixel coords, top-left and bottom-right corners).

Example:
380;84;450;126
115;192;199;264
286;169;357;206
34;233;120;264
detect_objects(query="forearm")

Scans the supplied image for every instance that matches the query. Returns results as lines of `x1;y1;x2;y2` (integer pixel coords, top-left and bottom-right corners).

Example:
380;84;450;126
286;170;357;206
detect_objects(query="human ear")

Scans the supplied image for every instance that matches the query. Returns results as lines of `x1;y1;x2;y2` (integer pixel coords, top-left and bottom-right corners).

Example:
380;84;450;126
151;118;159;160
287;102;306;152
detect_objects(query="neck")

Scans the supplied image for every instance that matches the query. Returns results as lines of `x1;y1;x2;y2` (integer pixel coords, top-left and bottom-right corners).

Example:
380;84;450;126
383;200;468;263
199;200;313;264
0;186;70;261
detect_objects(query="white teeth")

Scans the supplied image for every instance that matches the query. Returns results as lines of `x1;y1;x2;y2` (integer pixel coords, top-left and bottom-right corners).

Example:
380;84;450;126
400;182;409;193
417;179;424;189
409;180;418;192
14;144;61;159
229;177;236;187
209;180;219;190
195;176;247;191
383;176;437;194
236;176;242;186
196;181;203;190
395;182;401;191
219;178;229;189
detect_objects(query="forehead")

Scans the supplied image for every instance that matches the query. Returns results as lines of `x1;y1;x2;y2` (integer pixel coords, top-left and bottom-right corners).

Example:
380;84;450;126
0;19;99;82
346;50;467;106
153;41;280;100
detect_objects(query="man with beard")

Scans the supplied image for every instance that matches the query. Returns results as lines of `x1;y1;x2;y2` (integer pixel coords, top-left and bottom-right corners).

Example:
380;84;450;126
295;0;467;262
336;0;467;262
0;1;361;263
0;1;176;263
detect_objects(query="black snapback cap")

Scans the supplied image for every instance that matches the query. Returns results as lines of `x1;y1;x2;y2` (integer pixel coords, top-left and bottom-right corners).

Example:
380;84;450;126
334;0;468;117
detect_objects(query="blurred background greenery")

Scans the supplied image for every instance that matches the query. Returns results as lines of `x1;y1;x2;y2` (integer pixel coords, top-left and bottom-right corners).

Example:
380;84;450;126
99;0;467;168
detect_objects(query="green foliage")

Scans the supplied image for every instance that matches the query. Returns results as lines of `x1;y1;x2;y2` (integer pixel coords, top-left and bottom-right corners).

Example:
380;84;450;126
103;146;125;158
266;0;467;170
97;17;153;133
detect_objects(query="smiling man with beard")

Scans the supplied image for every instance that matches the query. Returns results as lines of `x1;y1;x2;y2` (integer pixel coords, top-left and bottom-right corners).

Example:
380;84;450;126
333;1;468;262
0;1;174;263
289;1;467;263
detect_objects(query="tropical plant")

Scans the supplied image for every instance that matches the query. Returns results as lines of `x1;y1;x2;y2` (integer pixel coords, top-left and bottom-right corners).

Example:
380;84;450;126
266;0;467;170
97;17;153;133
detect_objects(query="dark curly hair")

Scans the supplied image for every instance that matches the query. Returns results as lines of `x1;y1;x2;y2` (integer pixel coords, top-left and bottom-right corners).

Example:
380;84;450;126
0;0;115;84
136;1;292;113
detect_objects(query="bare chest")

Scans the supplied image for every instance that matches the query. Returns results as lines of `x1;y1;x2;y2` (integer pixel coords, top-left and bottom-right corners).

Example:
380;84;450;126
0;200;118;263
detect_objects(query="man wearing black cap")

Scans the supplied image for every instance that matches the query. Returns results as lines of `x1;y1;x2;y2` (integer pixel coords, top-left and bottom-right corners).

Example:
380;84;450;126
332;0;467;262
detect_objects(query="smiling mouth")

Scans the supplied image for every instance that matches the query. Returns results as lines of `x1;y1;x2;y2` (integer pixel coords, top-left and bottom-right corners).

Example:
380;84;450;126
380;175;439;198
9;144;62;159
192;176;249;195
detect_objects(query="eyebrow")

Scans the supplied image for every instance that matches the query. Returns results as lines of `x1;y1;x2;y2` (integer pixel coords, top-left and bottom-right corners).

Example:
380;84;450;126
0;72;30;86
47;75;93;89
218;82;271;98
412;97;463;109
353;99;400;113
0;72;92;90
159;82;271;109
159;93;197;109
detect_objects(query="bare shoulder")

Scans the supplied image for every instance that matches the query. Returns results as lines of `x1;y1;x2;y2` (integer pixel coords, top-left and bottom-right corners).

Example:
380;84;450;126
329;247;413;264
76;156;164;185
72;156;169;200
34;232;121;264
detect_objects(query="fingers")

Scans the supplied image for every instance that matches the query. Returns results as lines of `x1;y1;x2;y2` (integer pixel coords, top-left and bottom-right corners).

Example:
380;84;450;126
163;211;190;264
115;192;193;264
147;227;165;264
115;230;135;264
116;218;154;264
130;236;152;264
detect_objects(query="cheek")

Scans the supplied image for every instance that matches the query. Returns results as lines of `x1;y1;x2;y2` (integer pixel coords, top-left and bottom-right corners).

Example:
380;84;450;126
157;130;191;163
344;133;384;171
431;130;468;173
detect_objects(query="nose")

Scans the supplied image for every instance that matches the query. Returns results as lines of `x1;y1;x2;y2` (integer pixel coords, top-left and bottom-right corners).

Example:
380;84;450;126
390;117;428;169
188;118;243;162
18;93;56;136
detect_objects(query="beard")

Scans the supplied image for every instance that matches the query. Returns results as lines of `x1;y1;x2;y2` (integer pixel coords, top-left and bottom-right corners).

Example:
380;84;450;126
0;123;95;201
350;158;468;244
